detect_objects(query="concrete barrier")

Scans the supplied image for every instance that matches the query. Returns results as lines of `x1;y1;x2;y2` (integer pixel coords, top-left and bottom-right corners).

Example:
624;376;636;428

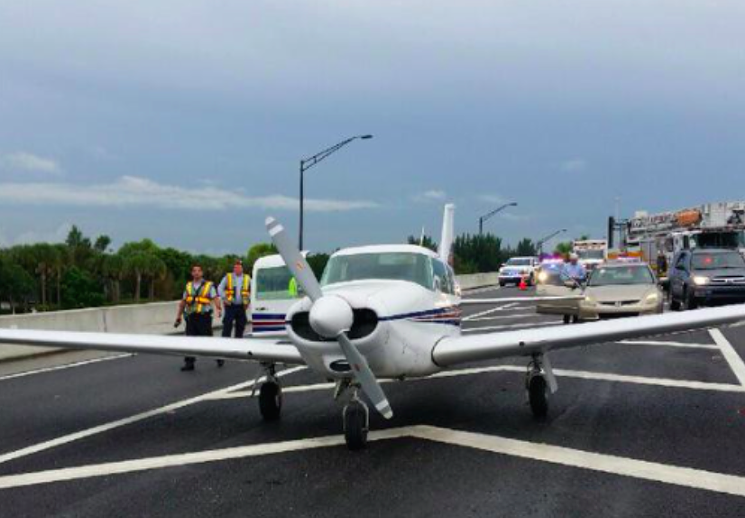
0;272;500;362
456;272;500;290
0;301;182;361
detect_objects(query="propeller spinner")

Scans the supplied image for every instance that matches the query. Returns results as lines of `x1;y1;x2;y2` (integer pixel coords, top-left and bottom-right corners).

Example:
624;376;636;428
265;217;394;419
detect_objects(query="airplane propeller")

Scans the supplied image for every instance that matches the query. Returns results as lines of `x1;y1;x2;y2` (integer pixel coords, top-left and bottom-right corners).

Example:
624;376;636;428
265;217;394;419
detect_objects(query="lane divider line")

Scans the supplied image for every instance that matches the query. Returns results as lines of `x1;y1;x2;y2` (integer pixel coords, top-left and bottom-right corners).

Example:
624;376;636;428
208;364;745;401
0;366;307;467
616;340;718;350
2;425;745;499
0;354;133;382
462;303;519;322
709;328;745;387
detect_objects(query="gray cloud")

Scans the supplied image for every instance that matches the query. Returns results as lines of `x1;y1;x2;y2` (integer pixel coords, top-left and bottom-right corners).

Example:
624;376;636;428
0;176;379;212
0;152;62;175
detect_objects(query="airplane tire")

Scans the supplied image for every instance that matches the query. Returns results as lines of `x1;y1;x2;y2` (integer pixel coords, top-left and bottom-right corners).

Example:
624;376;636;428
259;382;282;421
528;375;549;418
563;315;571;325
669;294;681;311
344;402;369;450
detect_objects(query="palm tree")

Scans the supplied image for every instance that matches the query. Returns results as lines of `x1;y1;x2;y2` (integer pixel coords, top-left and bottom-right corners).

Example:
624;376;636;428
145;255;167;300
52;243;68;307
103;254;125;303
28;243;57;308
124;253;149;303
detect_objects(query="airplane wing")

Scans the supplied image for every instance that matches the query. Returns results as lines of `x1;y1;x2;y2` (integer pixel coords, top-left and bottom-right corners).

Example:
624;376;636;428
433;304;745;366
0;328;305;364
460;296;584;305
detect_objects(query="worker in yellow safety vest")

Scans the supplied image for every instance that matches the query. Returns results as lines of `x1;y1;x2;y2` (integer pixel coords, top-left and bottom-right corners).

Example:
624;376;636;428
175;264;222;371
218;260;251;346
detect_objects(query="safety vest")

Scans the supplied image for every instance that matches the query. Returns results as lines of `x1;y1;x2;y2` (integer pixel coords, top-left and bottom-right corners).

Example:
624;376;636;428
225;274;250;306
288;277;298;297
185;281;214;314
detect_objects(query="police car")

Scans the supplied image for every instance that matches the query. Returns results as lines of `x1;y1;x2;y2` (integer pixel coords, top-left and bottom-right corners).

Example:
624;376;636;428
498;256;538;287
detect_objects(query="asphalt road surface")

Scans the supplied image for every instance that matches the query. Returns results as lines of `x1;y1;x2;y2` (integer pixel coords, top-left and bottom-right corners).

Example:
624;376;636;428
2;286;745;518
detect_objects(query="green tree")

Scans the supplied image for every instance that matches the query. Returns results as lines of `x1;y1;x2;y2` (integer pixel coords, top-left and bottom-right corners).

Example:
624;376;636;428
452;233;505;274
406;235;438;252
94;235;112;253
307;253;330;279
0;254;35;314
103;254;125;303
515;238;537;257
61;267;105;309
144;255;167;300
555;241;573;255
123;253;151;302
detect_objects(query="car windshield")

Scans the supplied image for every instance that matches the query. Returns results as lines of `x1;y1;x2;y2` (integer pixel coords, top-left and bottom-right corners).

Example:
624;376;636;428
255;266;303;300
588;266;655;286
506;258;532;266
576;249;605;260
692;252;745;270
321;252;434;289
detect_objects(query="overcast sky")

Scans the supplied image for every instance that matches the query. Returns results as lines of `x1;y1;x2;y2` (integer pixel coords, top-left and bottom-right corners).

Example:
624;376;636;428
1;1;743;254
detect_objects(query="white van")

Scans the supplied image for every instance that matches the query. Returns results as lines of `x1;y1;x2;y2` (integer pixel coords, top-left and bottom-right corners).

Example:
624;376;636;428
249;254;305;336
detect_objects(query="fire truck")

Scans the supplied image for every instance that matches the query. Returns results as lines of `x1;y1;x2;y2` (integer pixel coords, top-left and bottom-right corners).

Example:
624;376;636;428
622;201;745;277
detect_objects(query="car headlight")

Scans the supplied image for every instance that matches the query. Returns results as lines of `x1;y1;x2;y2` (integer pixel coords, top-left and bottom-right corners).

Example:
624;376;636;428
583;295;596;306
692;276;710;286
645;292;660;303
537;271;549;283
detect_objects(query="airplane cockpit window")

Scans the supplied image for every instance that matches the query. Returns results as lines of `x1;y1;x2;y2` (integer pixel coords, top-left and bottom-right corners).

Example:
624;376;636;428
321;252;434;289
431;259;454;294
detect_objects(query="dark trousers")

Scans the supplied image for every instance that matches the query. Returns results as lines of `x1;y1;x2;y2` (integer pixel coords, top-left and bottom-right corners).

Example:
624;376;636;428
222;304;247;338
184;313;213;365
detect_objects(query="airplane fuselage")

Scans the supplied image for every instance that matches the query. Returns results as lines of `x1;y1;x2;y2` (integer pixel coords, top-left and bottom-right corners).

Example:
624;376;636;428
286;279;462;379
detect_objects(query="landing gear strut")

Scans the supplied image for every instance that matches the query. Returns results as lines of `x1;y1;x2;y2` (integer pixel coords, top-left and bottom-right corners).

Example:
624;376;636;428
257;363;282;421
339;382;369;450
526;354;557;418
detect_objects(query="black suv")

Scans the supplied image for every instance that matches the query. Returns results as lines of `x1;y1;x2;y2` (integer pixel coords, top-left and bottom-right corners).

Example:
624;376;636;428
669;248;745;310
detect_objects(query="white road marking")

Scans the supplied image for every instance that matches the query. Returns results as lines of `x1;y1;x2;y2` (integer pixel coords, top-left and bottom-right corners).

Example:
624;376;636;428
0;365;307;466
709;328;745;387
461;303;519;322
462;321;561;333
209;364;745;401
3;425;745;499
410;426;745;499
616;340;718;350
0;354;133;382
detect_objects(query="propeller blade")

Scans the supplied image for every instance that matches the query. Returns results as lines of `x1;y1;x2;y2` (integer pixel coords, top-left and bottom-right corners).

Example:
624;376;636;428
337;332;393;419
265;217;323;301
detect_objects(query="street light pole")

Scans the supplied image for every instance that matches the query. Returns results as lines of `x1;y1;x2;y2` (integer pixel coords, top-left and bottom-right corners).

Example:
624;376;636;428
478;202;518;235
536;228;567;254
298;134;373;250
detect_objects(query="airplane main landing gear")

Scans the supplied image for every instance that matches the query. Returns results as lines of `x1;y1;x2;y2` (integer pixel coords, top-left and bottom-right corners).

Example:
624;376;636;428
526;354;557;419
257;363;282;421
342;388;369;451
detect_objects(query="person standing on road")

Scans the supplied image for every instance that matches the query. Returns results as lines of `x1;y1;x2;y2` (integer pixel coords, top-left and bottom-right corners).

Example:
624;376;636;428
562;253;587;284
174;264;222;372
656;250;668;278
218;260;251;349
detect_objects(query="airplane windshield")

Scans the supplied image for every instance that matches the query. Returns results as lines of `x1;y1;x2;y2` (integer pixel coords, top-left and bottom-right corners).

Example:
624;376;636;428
255;266;303;300
321;252;434;289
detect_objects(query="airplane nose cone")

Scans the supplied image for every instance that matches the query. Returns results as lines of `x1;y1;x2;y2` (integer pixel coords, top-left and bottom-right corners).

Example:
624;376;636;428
309;295;354;338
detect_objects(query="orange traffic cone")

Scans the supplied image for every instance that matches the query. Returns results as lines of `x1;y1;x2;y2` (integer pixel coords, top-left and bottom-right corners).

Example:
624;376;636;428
518;275;528;291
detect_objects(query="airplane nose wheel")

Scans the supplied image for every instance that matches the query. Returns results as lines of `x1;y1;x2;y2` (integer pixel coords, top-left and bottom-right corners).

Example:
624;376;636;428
257;364;282;421
343;392;369;451
526;360;549;418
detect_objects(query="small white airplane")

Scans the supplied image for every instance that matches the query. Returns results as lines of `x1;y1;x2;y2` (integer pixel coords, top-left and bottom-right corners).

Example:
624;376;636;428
2;204;745;450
